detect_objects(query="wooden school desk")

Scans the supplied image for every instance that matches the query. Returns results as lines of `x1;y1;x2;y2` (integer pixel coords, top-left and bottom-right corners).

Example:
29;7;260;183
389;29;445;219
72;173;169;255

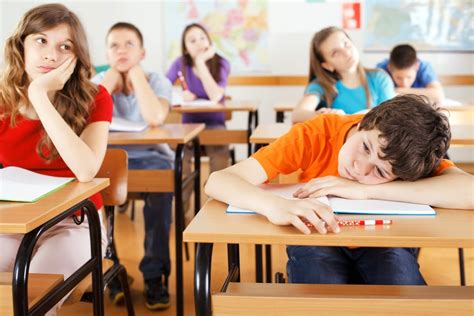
0;179;109;316
273;103;474;123
172;100;259;156
184;199;474;316
108;123;205;316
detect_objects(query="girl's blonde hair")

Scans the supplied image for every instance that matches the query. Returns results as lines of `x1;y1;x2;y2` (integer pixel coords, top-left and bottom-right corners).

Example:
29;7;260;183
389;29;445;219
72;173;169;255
0;3;97;162
308;26;372;108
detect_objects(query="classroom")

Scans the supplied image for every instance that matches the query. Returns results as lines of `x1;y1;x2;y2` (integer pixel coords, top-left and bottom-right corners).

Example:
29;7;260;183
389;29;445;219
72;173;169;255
0;1;473;316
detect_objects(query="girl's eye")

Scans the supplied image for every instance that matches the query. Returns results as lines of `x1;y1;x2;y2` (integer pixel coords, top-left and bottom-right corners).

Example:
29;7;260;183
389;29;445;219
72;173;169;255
35;38;46;44
60;44;71;51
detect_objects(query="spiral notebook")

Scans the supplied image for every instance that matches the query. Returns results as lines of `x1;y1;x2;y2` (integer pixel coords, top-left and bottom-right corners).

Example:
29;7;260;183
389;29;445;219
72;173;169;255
226;183;436;216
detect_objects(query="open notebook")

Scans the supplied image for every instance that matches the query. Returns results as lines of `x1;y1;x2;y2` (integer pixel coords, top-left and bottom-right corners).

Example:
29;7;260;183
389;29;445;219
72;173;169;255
110;117;148;132
227;183;436;216
0;167;75;202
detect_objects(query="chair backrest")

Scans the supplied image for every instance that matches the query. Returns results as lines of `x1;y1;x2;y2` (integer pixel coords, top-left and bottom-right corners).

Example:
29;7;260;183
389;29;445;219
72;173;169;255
97;149;128;206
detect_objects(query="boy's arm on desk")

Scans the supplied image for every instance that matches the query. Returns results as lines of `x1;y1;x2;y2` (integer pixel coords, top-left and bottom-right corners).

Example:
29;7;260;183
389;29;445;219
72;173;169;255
396;81;445;104
205;158;339;234
365;167;473;209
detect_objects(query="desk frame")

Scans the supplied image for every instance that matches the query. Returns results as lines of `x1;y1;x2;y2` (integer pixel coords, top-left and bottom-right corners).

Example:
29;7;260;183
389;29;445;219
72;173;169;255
12;199;103;316
109;125;202;316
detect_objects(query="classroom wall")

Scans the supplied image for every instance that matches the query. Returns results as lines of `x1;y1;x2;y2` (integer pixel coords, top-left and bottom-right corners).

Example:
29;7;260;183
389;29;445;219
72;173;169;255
1;1;473;161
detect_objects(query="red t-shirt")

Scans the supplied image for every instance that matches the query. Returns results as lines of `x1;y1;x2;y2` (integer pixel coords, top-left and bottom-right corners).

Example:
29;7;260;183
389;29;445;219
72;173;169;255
0;85;113;209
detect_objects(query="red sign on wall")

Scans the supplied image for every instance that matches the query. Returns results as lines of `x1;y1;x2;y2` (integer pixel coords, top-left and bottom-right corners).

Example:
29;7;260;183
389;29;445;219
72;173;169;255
342;2;361;30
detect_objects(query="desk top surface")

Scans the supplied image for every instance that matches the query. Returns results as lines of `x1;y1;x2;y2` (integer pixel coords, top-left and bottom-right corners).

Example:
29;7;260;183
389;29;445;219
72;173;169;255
0;178;109;234
172;100;258;113
108;123;205;145
184;199;474;248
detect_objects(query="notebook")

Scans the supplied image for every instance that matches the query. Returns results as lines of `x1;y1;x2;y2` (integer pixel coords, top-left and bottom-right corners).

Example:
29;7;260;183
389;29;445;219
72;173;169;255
226;183;436;216
110;117;148;132
0;166;75;202
171;93;218;107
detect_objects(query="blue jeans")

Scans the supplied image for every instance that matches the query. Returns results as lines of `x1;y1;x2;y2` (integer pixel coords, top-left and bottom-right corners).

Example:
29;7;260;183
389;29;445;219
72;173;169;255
128;152;173;281
287;246;425;285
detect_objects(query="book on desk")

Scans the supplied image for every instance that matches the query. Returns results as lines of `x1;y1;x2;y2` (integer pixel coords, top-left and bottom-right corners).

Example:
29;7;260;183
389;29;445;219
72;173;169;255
0;166;75;202
171;93;217;107
226;183;436;216
109;117;148;132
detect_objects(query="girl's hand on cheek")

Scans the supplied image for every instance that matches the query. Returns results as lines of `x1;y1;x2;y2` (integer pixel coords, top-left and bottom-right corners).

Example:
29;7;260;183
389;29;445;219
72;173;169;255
29;57;77;95
196;46;216;64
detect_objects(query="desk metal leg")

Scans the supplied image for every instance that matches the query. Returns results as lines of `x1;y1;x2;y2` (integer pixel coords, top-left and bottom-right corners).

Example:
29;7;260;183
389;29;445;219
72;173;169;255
12;200;104;316
265;244;272;283
174;144;185;316
459;248;466;286
255;245;263;283
195;243;213;316
193;137;201;216
227;244;240;282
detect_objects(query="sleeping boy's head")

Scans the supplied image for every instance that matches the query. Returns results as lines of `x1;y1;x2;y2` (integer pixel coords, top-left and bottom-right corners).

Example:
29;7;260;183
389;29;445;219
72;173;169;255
338;94;451;185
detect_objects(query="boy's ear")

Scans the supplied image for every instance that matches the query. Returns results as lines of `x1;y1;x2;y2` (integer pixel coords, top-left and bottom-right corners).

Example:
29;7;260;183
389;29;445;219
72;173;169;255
321;62;334;72
140;48;146;61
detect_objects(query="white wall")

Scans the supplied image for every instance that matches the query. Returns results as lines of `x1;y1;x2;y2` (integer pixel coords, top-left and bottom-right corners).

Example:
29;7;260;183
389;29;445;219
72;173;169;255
1;0;473;161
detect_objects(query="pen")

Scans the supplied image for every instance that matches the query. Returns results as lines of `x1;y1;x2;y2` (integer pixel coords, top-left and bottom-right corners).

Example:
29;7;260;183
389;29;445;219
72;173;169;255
177;71;188;91
303;219;392;228
337;219;392;226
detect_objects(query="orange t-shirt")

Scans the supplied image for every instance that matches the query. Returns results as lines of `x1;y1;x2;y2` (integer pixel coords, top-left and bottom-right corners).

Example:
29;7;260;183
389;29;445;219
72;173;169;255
252;114;454;182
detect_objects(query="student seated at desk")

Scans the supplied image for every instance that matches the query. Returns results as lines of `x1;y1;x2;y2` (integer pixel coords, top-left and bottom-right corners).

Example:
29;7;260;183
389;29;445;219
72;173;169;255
166;23;231;214
292;26;395;123
206;94;473;286
92;22;173;310
0;4;110;314
377;44;445;104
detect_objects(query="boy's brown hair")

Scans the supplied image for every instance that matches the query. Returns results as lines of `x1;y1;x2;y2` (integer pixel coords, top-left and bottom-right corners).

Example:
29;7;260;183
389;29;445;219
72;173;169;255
107;22;144;47
359;94;451;181
389;44;417;70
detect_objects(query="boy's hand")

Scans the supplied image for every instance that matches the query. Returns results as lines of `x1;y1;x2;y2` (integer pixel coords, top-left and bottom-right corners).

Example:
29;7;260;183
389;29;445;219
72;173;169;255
102;67;123;94
196;46;216;64
29;57;77;94
125;64;146;93
266;198;340;235
182;90;197;101
293;176;369;200
316;108;345;115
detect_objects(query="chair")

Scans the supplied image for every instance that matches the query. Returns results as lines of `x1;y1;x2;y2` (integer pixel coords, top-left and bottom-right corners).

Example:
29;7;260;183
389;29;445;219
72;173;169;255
65;149;134;315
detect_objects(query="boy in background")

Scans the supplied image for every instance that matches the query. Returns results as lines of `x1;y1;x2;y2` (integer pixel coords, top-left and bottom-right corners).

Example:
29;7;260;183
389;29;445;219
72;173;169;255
93;22;173;310
377;44;445;104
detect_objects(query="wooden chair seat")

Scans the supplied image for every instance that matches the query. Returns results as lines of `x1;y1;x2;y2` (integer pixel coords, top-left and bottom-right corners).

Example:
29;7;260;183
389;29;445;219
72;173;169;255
1;272;63;315
213;282;474;316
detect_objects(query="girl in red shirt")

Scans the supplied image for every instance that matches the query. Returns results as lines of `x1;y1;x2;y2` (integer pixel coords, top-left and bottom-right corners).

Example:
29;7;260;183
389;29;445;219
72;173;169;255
0;4;112;314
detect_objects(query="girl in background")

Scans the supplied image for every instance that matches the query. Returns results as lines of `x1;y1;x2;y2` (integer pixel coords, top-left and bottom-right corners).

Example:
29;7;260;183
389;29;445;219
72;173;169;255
292;26;395;123
166;23;231;215
0;3;110;313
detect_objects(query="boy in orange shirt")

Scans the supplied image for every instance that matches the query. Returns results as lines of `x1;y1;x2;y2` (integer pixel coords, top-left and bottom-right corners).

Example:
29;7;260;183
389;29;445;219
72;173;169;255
205;94;473;285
